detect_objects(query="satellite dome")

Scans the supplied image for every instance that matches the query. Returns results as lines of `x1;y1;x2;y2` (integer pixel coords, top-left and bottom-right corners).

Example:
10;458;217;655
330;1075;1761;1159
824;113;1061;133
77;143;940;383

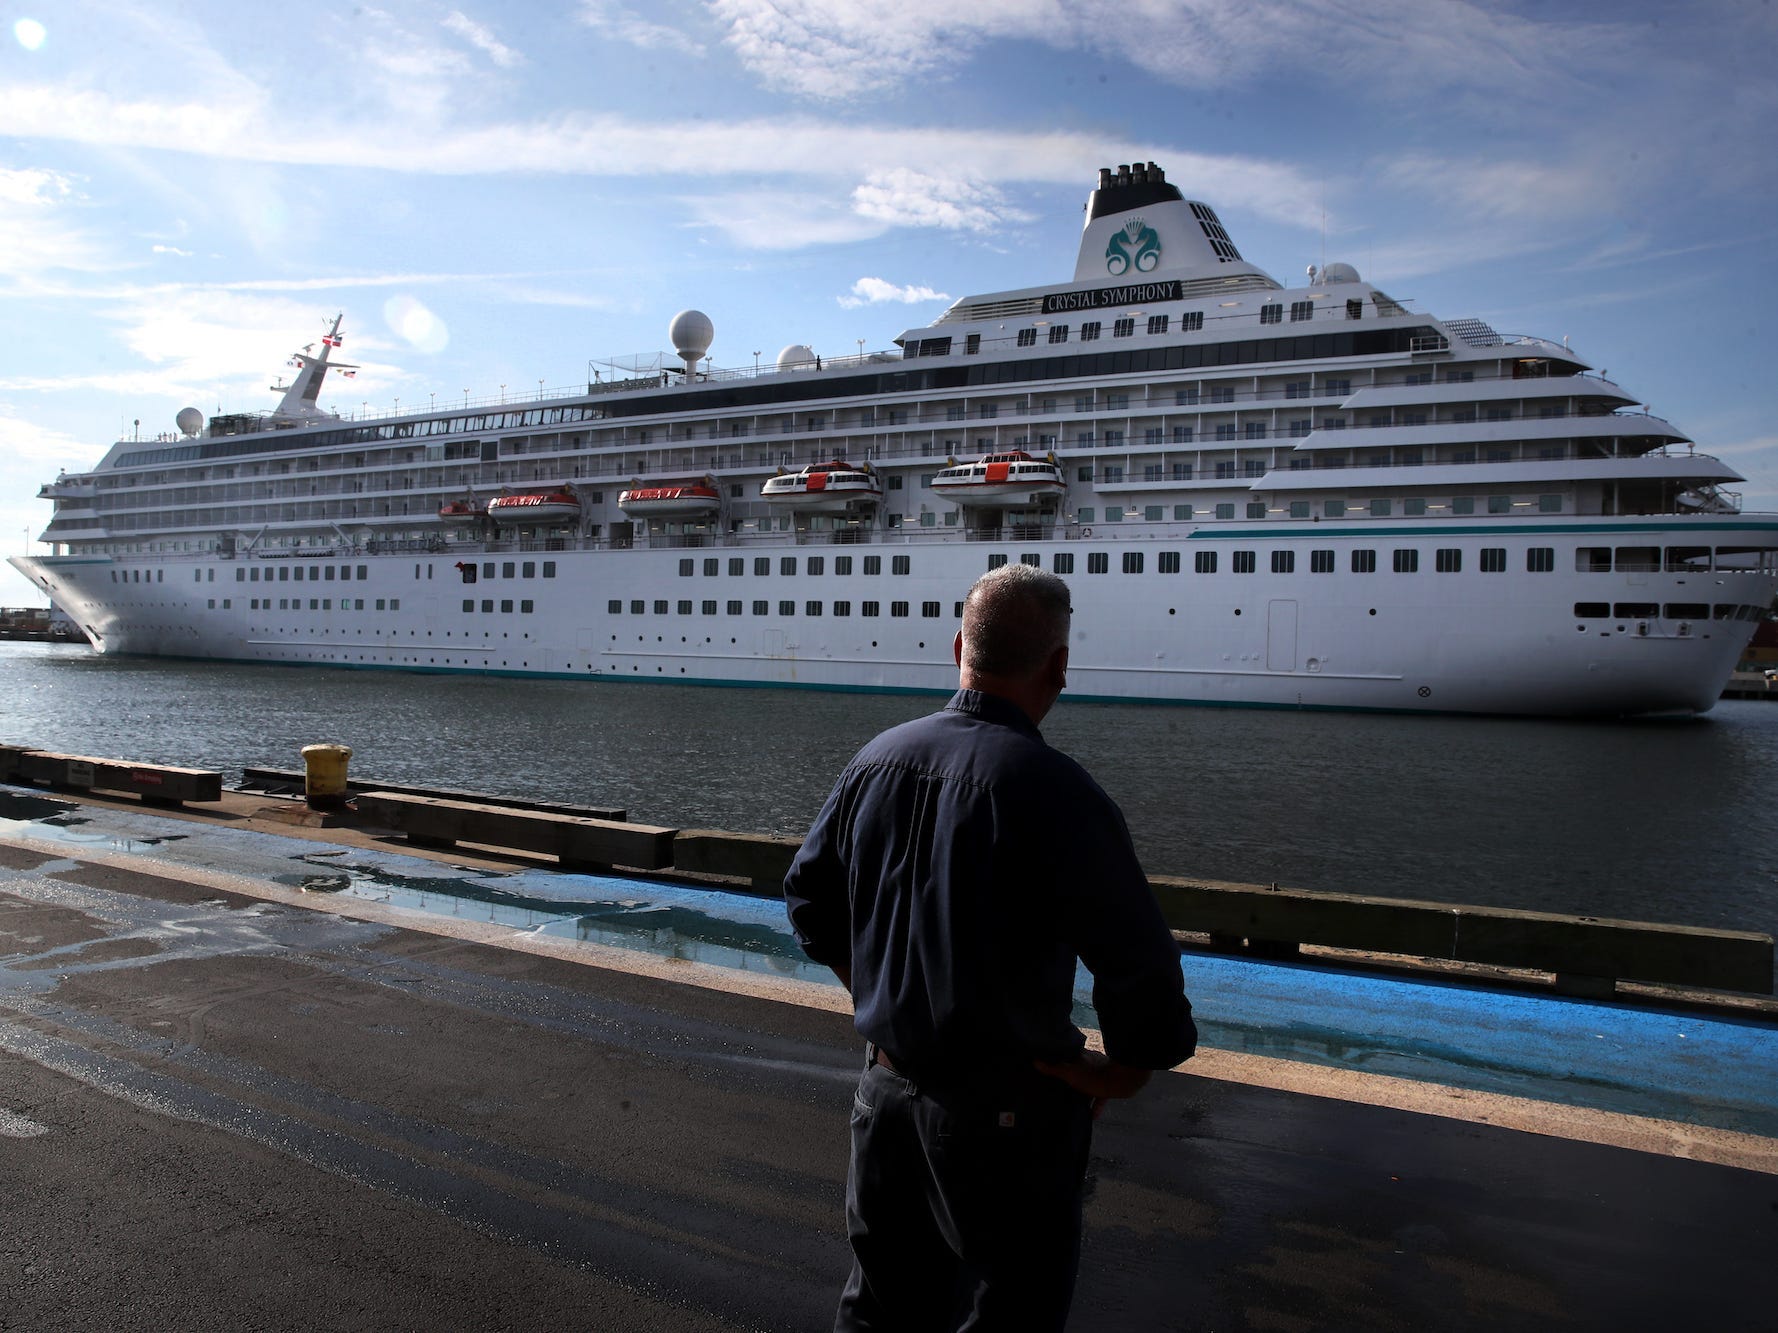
669;309;714;363
175;407;204;437
776;344;815;371
1321;261;1361;284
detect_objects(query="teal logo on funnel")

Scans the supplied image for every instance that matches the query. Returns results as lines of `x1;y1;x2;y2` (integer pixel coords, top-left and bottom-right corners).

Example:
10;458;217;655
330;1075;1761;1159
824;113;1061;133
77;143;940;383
1106;217;1161;276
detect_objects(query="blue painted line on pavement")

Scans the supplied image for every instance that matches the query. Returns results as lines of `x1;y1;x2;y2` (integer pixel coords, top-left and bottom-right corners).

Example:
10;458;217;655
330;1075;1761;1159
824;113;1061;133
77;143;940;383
3;795;1774;1139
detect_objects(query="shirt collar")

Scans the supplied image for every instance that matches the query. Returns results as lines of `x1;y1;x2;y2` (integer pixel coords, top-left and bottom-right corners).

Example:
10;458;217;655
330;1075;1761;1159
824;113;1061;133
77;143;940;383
945;688;1044;740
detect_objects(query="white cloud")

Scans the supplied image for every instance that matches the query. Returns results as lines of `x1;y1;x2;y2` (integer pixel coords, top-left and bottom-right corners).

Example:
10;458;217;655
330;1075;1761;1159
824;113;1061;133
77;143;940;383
838;277;951;309
443;11;523;69
0;409;104;471
151;244;193;257
852;170;1032;234
707;0;1636;104
0;166;119;284
578;1;705;56
681;190;888;250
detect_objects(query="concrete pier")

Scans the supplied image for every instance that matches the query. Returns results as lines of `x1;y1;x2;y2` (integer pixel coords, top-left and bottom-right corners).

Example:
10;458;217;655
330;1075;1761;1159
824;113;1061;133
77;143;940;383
2;786;1775;1330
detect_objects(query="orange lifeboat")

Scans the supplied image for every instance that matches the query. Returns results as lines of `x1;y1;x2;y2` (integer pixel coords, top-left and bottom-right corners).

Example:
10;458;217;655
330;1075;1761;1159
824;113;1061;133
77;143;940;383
617;482;722;518
930;451;1066;508
759;462;882;513
486;491;582;524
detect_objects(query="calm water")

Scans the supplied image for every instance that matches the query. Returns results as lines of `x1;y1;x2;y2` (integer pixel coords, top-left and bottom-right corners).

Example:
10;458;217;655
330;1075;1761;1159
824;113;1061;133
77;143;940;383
3;640;1775;939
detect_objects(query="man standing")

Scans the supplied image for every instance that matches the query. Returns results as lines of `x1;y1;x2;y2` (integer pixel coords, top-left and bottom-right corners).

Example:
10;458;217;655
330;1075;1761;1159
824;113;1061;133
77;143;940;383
784;563;1196;1331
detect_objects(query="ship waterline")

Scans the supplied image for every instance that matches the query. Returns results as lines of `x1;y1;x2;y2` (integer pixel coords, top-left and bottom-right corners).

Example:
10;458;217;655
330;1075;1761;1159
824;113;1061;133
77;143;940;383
12;163;1778;717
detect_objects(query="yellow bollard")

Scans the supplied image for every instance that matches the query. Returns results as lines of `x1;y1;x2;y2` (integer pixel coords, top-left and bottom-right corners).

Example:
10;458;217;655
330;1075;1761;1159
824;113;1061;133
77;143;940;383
301;743;353;810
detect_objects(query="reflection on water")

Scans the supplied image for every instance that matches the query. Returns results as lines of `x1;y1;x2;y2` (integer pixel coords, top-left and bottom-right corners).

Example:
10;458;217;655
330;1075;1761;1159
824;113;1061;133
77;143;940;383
4;641;1776;936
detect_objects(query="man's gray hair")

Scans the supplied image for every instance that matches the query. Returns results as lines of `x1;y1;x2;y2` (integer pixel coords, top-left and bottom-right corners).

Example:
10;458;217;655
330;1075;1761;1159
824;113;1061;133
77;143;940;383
961;563;1072;679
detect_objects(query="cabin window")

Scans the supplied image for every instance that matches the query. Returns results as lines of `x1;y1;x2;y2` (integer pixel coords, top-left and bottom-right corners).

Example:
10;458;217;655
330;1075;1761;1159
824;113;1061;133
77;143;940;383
988;553;1008;569
1123;552;1144;574
1022;554;1041;567
922;602;941;617
891;601;909;617
1481;548;1507;573
1246;502;1266;519
781;557;797;575
1614;602;1658;617
1488;495;1512;514
864;556;882;575
703;558;719;576
1159;551;1181;574
653;599;668;614
754;557;770;576
1404;498;1426;516
542;562;556;577
752;600;768;615
630;599;645;614
680;559;694;576
520;600;533;613
1106;507;1125;522
499;563;514;579
1290;300;1314;322
1195;551;1218;574
1352;549;1377;573
461;600;474;612
893;555;911;575
834;601;851;616
779;600;796;616
1574;603;1609;618
1113;318;1134;337
1436;549;1461;572
1147;314;1169;335
1528;548;1555;572
807;557;825;575
1176;386;1200;405
1017;328;1036;347
1615;546;1660;572
1080;321;1101;342
1665;546;1710;573
608;599;622;614
1269;551;1293;573
1078;508;1095;524
1260;303;1282;325
677;600;693;615
1324;501;1345;518
1088;552;1109;574
1289;501;1310;518
862;601;879;617
727;600;743;615
1215;503;1235;519
1232;551;1257;573
1576;547;1612;572
1053;553;1075;574
502;600;515;614
1181;311;1204;331
1393;549;1419;573
1451;497;1475;515
1370;498;1391;517
729;558;745;576
1666;603;1708;619
1048;325;1069;343
1310;550;1335;573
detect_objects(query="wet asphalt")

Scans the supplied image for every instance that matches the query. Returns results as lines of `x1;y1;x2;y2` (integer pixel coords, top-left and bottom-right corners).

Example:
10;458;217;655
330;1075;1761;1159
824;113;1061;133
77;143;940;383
2;813;1775;1331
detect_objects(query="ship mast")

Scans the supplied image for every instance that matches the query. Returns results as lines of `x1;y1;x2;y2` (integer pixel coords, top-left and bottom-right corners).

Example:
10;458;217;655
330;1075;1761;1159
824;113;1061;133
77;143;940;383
270;313;355;422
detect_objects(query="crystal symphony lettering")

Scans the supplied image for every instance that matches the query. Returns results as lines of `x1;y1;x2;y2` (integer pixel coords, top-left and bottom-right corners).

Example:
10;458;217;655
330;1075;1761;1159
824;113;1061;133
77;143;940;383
1042;280;1182;314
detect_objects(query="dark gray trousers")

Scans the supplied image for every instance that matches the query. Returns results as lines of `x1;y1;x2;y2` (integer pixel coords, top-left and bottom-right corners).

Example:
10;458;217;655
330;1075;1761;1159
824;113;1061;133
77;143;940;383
835;1053;1095;1332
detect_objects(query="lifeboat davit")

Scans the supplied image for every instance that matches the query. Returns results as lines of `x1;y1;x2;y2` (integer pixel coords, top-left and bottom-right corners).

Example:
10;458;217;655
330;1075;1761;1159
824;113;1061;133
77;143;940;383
437;498;487;525
618;482;722;519
486;491;582;525
930;451;1066;508
760;462;882;513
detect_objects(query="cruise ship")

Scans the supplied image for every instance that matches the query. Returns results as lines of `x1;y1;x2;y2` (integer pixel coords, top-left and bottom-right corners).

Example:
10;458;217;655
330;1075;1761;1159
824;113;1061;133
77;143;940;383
14;162;1778;716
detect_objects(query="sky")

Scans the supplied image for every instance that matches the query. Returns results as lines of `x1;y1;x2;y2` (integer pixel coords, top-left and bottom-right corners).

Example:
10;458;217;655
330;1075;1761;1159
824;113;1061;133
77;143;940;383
3;0;1776;606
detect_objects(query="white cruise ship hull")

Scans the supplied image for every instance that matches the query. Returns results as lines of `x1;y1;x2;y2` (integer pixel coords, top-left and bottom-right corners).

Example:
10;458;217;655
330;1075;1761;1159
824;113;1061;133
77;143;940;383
17;515;1773;717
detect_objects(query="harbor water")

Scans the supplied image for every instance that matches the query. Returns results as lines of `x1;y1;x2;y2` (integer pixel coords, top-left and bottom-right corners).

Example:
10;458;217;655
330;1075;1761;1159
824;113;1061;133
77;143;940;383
3;640;1775;942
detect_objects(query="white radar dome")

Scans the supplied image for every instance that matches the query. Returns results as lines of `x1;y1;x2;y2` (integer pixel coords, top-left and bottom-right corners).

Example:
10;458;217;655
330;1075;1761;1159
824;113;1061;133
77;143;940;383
777;344;815;371
1321;261;1361;284
176;407;204;437
669;309;715;363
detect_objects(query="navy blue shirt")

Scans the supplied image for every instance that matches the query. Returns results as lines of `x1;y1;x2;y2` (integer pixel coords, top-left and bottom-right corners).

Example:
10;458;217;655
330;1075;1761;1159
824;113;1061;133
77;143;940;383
785;689;1195;1081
